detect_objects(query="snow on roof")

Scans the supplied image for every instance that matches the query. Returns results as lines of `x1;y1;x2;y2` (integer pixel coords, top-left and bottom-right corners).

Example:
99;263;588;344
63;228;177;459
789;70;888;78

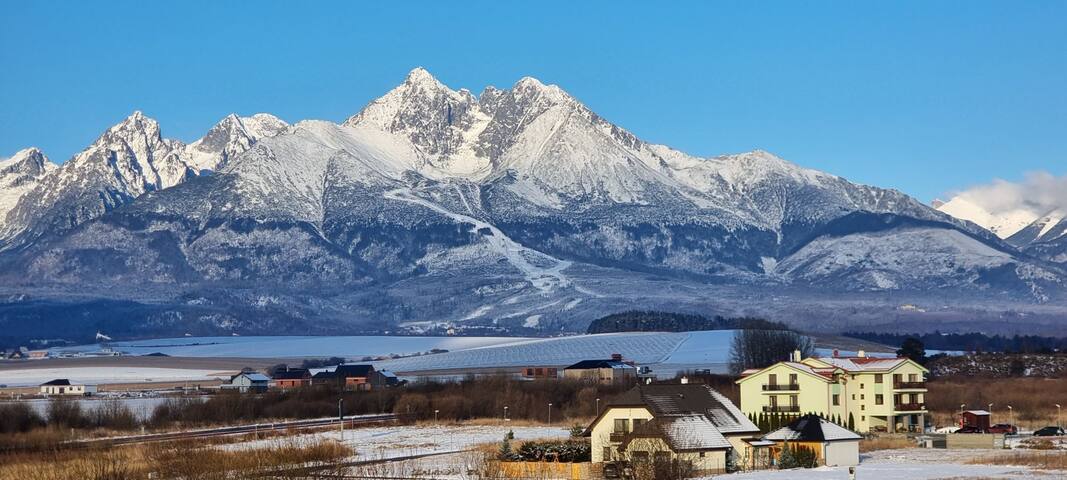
240;373;270;382
964;410;990;415
622;415;732;451
763;415;862;442
608;384;759;434
814;356;908;372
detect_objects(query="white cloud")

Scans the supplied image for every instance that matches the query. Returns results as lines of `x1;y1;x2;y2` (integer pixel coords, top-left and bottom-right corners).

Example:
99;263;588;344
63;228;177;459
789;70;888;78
949;171;1067;215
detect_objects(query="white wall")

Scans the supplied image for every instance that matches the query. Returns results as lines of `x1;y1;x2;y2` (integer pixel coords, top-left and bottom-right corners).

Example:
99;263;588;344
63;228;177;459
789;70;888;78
823;440;859;467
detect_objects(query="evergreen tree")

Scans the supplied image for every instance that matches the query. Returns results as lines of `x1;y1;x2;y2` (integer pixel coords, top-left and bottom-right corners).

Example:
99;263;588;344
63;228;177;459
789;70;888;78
847;412;856;431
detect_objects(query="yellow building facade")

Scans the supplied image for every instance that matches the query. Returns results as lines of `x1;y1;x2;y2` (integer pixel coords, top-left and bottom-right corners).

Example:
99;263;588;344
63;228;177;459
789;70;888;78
736;351;929;433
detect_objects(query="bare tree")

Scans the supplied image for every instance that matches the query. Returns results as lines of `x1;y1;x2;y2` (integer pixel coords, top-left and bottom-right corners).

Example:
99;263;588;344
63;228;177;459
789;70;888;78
729;329;813;375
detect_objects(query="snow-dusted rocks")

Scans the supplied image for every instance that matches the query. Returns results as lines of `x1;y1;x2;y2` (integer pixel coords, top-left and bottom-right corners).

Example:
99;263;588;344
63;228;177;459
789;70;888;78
0;111;287;246
0;148;55;229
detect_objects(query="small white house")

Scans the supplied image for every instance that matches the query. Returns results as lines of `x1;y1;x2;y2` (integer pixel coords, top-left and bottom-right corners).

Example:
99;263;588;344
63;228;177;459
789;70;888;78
222;372;270;393
40;379;97;396
763;415;862;467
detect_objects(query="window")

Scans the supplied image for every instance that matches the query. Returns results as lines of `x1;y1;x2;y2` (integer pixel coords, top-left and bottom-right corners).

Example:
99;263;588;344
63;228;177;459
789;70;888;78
862;415;866;421
893;374;902;385
860;383;865;389
908;373;918;382
790;395;798;407
633;418;647;429
633;451;649;463
832;394;840;406
770;396;778;407
875;374;883;384
789;373;798;385
851;394;856;400
860;394;865;400
603;447;613;460
861;405;865;411
875;394;884;405
613;419;629;433
769;374;777;385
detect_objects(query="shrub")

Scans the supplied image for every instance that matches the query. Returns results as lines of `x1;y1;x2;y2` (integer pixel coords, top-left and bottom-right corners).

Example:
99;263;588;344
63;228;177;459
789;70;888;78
516;440;591;462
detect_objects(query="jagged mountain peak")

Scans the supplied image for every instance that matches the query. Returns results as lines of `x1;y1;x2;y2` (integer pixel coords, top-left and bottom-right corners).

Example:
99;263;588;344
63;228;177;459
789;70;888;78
2;147;54;173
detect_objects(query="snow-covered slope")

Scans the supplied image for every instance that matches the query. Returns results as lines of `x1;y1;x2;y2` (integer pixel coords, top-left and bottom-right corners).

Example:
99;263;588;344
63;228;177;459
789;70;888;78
936;194;1041;239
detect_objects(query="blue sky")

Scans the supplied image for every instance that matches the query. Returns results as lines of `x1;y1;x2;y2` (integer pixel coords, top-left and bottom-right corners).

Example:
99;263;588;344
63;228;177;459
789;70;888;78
1;1;1064;202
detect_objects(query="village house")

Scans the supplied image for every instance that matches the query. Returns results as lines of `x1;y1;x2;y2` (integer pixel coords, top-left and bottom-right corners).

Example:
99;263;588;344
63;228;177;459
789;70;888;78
310;365;399;390
736;350;929;433
563;354;637;385
222;372;270;393
39;379;97;396
584;382;766;474
763;414;862;467
271;367;312;389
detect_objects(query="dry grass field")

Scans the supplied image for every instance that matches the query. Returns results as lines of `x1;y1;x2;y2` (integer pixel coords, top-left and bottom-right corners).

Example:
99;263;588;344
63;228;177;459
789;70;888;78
926;377;1067;428
0;437;352;480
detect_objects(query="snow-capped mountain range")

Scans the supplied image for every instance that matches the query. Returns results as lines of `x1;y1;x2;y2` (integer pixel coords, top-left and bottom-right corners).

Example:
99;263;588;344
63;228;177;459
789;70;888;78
1;68;1064;341
937;194;1067;264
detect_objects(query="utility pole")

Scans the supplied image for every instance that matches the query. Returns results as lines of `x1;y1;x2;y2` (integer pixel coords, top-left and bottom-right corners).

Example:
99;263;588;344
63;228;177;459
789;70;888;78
339;398;344;441
596;398;600;416
1007;405;1013;433
548;403;553;424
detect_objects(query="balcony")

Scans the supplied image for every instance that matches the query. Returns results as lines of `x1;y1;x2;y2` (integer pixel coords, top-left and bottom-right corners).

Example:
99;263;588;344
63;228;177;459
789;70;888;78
894;381;926;389
761;383;800;392
894;402;926;412
609;432;627;442
763;405;801;413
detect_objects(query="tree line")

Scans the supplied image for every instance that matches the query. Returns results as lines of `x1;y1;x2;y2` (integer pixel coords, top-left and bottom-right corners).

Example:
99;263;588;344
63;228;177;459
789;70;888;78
587;310;791;334
845;331;1067;354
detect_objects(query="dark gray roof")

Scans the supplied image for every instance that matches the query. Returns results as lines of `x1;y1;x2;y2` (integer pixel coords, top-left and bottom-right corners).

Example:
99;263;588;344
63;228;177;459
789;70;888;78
272;368;311;380
335;364;374;377
41;379;71;386
565;359;634;370
608;384;759;434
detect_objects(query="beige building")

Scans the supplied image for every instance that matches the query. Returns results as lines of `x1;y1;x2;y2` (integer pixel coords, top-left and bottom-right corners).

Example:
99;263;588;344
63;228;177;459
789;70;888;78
584;383;766;474
563;356;637;385
736;351;929;433
39;379;97;396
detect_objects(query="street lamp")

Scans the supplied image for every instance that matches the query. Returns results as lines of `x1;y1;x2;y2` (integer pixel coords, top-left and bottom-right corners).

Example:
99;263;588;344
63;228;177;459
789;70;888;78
1057;404;1062;428
338;398;344;441
548;403;553;424
435;409;440;423
1007;405;1013;432
503;406;509;422
596;398;600;416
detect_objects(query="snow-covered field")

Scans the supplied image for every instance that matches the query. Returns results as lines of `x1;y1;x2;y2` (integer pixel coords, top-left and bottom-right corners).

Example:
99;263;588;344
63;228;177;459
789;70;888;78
706;448;1067;479
3;396;176;420
46;331;740;377
0;366;227;387
373;330;736;375
49;335;530;358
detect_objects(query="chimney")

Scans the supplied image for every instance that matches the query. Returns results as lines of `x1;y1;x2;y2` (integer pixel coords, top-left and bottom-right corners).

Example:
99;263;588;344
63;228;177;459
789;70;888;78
611;353;622;362
680;376;689;385
832;349;840;358
857;350;866;358
792;349;802;362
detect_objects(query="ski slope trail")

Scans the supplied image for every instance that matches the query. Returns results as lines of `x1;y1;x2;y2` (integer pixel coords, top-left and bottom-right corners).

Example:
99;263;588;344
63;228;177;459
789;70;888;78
384;188;572;292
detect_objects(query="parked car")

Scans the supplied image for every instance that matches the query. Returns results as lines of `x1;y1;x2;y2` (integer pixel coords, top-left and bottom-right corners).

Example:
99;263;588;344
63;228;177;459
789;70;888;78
987;424;1018;435
1033;426;1065;437
956;425;984;433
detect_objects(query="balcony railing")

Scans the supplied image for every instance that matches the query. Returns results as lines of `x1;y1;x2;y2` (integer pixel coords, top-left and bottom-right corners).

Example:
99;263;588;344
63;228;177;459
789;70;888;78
893;381;926;389
762;383;800;391
609;432;626;442
763;405;801;413
894;402;926;411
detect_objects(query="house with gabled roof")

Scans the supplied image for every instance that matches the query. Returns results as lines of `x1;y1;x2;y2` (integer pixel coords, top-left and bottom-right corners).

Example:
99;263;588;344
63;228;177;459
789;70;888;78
271;367;311;389
563;354;637;385
737;350;929;433
584;382;767;473
763;414;862;466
